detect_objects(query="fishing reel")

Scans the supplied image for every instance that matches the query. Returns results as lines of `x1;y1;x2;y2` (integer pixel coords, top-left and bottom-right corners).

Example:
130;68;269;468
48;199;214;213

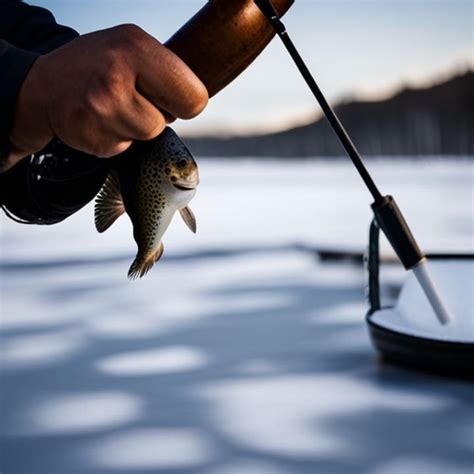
1;0;293;225
0;140;109;225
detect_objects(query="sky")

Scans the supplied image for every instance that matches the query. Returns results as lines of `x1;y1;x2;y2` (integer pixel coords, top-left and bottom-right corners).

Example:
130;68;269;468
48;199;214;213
30;0;473;136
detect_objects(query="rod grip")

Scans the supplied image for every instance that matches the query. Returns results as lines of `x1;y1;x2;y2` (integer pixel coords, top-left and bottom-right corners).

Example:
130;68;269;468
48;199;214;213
371;196;424;269
166;0;294;97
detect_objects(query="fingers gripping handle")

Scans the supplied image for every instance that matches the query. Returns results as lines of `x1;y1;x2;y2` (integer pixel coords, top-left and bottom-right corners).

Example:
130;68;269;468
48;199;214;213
166;0;294;97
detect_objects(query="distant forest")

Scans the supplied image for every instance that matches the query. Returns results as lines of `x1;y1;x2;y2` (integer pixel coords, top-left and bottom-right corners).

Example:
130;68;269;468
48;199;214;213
184;71;473;157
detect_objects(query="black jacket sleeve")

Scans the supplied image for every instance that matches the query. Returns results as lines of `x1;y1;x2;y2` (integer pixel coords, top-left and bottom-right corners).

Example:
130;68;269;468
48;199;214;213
0;0;78;164
0;40;38;165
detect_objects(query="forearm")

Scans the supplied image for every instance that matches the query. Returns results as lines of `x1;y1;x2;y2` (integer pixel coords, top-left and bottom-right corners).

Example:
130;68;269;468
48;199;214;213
0;0;78;174
0;40;38;167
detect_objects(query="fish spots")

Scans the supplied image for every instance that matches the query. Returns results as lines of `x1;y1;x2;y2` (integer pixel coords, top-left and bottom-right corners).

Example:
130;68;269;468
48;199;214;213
117;127;198;279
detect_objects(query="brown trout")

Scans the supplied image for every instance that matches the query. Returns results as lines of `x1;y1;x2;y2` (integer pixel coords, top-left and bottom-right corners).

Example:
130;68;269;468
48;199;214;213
94;127;199;279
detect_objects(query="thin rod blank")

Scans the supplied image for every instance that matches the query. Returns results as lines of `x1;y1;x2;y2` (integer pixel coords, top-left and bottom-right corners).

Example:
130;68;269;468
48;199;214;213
256;0;453;324
261;9;383;203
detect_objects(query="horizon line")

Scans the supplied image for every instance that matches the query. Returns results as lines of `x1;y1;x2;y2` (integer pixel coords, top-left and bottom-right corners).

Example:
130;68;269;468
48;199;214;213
179;62;473;139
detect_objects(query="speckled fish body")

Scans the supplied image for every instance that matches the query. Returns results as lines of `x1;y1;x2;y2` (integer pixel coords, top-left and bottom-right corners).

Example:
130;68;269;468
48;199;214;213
95;127;199;279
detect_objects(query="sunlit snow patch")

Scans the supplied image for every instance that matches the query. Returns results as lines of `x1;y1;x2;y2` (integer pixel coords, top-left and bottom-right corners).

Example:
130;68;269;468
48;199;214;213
374;457;472;474
2;329;84;370
12;391;142;435
87;428;214;470
309;301;368;325
95;346;210;376
198;374;452;458
207;459;292;474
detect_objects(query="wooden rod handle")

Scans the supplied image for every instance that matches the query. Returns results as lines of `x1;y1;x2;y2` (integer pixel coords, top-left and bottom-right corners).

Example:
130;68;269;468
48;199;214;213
165;0;294;98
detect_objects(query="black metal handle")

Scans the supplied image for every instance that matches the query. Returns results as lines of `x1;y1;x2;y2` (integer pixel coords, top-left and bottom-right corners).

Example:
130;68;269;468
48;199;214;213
367;219;382;313
371;195;424;270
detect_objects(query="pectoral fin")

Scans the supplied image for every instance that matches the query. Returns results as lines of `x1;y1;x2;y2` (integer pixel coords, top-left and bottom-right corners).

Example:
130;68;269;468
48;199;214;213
95;170;125;233
128;242;164;280
180;206;197;234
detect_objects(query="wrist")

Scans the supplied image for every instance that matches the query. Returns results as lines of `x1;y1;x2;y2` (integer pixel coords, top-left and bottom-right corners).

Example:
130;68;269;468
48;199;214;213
0;42;40;171
7;54;54;169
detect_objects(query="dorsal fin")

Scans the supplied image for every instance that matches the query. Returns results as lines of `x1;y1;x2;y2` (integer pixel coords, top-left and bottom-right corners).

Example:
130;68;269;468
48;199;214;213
95;170;125;233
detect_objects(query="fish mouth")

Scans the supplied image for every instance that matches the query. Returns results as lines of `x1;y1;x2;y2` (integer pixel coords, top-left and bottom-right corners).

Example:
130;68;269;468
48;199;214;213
172;178;199;191
173;182;197;191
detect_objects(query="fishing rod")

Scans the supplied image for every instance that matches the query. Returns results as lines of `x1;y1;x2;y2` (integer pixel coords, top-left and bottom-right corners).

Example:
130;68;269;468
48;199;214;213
255;0;452;324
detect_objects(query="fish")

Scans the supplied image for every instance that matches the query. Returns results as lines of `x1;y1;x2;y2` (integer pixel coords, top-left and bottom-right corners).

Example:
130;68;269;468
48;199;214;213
94;127;199;279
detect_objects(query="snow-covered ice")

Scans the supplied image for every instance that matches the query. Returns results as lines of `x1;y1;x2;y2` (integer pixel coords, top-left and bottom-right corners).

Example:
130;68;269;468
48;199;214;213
373;259;474;342
1;158;473;474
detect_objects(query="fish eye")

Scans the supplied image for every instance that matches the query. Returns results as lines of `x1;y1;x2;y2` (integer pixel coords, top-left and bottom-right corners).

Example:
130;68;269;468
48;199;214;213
170;176;177;182
178;159;187;168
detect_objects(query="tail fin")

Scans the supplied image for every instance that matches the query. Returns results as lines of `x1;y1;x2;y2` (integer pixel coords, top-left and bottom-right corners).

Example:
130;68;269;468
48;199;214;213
95;170;125;233
127;242;164;280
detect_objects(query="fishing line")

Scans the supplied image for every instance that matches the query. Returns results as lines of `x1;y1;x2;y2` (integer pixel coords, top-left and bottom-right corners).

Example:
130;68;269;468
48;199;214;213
255;0;382;202
255;0;452;324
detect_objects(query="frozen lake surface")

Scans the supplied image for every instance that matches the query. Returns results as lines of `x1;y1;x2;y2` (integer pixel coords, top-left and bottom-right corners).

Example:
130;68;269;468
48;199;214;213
1;158;473;474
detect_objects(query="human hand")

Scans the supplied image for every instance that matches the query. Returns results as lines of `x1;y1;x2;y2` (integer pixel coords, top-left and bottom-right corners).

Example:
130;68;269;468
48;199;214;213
4;24;208;171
